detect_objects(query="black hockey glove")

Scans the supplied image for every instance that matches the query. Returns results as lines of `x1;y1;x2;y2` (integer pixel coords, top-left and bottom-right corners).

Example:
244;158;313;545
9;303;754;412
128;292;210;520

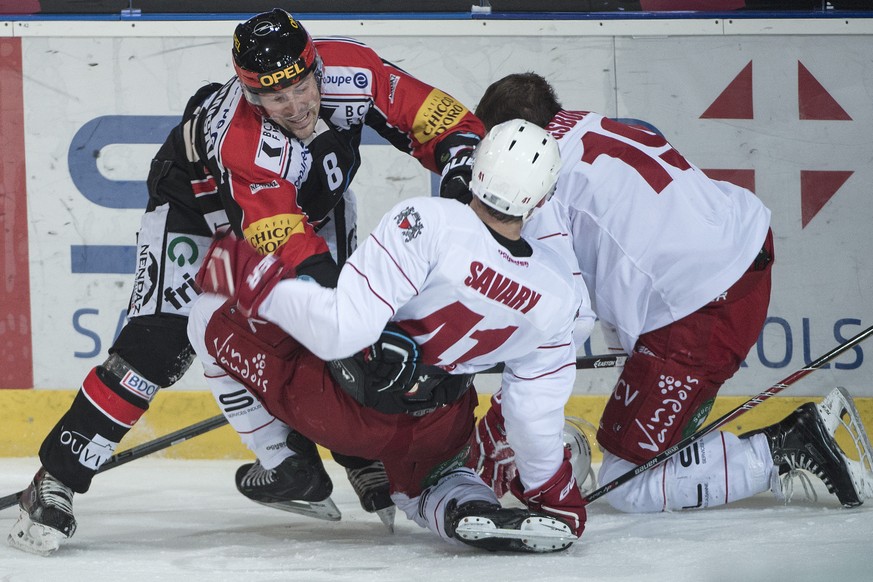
438;147;474;204
328;324;421;408
363;325;421;393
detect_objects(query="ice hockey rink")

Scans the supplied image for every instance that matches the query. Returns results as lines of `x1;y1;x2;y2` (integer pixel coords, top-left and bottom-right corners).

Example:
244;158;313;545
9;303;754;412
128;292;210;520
1;457;870;582
2;7;873;582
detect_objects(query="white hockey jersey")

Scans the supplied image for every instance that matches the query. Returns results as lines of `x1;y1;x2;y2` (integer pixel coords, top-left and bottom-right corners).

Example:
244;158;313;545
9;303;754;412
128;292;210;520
260;196;595;488
525;110;772;354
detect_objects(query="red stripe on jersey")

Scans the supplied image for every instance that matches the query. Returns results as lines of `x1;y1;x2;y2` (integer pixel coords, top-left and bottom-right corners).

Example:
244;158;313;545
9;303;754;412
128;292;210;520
235;415;281;435
661;461;669;511
82;369;147;428
348;263;396;316
538;343;572;350
369;234;420;294
721;432;729;504
192;176;217;196
509;360;577;381
536;232;568;241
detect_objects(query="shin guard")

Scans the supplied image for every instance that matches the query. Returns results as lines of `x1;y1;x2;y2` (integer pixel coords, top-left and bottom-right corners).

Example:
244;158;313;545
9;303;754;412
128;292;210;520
39;368;148;493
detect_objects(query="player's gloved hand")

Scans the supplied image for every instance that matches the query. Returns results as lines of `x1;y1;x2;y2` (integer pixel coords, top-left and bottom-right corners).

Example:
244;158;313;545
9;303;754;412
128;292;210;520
328;324;421;408
439;147;474;204
468;394;517;498
195;229;290;318
510;448;587;538
360;324;421;393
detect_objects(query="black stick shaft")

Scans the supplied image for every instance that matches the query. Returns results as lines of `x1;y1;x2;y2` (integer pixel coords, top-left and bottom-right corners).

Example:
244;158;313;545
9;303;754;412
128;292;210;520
0;415;229;511
483;353;627;374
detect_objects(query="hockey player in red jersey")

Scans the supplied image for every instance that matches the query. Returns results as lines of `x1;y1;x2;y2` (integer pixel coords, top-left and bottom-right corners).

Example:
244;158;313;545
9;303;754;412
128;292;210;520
8;9;483;556
187;120;595;552
471;73;873;513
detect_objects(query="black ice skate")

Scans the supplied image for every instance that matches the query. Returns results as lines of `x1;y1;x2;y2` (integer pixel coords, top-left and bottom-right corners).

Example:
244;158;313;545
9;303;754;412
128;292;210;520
235;431;340;521
344;460;396;532
7;468;77;556
742;387;873;507
445;499;575;553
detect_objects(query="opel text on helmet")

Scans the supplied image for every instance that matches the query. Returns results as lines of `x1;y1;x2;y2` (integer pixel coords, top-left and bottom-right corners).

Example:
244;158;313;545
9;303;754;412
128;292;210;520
469;119;561;220
232;9;323;102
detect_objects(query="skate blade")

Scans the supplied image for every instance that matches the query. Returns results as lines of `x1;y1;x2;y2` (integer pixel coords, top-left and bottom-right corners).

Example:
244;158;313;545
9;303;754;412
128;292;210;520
454;515;575;553
816;387;873;504
253;496;342;521
7;509;66;556
375;505;396;534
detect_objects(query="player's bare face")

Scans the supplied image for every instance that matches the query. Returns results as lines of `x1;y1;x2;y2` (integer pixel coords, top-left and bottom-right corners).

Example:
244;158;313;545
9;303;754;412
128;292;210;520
259;74;321;139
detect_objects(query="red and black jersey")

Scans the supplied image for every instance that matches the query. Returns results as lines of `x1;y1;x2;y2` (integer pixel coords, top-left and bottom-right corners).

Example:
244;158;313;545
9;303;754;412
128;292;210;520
186;36;483;272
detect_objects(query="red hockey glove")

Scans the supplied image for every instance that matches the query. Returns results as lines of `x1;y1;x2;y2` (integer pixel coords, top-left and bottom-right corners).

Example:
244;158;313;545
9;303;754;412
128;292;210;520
509;449;587;538
468;395;517;498
195;230;290;318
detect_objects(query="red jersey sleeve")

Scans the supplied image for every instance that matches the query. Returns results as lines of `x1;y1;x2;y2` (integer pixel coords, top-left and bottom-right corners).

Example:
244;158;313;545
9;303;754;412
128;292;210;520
316;39;484;175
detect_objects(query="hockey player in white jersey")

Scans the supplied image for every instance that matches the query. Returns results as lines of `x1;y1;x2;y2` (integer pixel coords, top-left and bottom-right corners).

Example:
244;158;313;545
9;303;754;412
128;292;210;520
187;119;595;552
470;73;873;513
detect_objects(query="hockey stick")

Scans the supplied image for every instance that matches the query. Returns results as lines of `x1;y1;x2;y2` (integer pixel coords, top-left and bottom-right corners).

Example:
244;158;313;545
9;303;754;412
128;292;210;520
0;414;230;511
0;353;625;512
582;323;873;506
483;353;627;374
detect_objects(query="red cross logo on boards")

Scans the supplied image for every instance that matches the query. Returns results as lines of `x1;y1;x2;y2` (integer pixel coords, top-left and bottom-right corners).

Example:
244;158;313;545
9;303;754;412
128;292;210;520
699;61;853;228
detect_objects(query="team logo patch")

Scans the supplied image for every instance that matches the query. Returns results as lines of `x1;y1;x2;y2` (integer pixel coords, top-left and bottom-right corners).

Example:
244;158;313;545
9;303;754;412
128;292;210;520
395;206;423;242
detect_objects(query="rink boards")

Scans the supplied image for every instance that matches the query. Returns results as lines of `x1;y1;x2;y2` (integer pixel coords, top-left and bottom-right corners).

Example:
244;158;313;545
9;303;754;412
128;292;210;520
0;16;871;456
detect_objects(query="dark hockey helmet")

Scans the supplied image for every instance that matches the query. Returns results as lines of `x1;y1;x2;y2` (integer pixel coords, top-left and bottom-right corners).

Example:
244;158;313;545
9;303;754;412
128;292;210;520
232;9;323;95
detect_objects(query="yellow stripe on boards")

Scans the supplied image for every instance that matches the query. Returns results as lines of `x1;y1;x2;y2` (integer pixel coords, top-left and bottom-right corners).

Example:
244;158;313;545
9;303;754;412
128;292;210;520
0;390;869;462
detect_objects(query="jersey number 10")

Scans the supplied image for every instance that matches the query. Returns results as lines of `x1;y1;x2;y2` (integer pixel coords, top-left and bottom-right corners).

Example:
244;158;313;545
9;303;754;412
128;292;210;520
581;118;691;194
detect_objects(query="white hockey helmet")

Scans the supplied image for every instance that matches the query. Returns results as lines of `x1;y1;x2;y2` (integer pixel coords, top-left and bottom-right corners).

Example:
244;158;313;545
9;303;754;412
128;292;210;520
563;416;598;496
470;119;561;220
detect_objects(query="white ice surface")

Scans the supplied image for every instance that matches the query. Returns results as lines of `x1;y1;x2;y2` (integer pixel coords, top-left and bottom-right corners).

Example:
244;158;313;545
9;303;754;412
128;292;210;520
1;458;871;582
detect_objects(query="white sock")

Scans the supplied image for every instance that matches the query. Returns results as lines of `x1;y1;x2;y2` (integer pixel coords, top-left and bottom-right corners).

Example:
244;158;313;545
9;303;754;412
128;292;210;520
188;293;292;470
598;431;774;513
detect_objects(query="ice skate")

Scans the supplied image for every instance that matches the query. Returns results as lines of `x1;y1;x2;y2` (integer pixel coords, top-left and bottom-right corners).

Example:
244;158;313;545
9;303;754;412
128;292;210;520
445;499;575;553
344;460;396;533
7;468;76;556
814;387;873;502
236;431;340;521
742;387;873;507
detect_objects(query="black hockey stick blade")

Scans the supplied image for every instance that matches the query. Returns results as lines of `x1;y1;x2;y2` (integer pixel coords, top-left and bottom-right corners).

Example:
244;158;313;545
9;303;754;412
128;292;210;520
0;414;229;511
582;323;873;506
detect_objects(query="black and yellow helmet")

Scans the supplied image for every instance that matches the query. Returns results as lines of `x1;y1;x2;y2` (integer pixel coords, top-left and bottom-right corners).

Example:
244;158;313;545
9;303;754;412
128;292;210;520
232;9;322;94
